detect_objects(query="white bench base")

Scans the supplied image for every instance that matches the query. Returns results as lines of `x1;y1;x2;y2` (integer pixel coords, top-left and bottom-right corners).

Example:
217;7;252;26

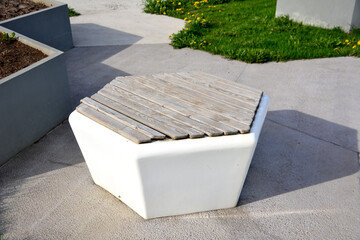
69;95;269;219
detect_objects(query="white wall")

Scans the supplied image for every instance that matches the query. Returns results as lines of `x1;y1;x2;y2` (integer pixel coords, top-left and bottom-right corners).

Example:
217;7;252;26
276;0;359;32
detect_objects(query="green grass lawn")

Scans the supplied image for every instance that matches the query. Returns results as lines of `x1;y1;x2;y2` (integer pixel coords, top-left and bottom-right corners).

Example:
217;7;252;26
144;0;360;63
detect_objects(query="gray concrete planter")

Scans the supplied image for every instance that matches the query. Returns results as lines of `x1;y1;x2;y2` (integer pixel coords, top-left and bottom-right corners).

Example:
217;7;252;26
0;0;73;51
0;27;71;166
276;0;360;33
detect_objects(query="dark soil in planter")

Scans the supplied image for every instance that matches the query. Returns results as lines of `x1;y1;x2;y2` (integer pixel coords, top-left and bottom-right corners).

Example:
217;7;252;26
0;0;48;21
0;35;48;79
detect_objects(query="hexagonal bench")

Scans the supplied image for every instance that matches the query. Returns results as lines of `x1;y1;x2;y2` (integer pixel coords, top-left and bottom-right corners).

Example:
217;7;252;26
69;72;269;219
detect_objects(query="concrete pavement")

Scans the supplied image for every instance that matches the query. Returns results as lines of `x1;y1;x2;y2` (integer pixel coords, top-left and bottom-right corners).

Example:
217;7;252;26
0;0;359;239
65;0;184;46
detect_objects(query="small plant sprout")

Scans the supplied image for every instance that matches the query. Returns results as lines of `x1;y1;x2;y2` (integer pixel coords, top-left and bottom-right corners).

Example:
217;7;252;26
68;7;80;17
2;32;17;41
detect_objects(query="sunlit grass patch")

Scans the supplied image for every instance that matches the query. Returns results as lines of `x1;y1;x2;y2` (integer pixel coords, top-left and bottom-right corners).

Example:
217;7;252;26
145;0;360;63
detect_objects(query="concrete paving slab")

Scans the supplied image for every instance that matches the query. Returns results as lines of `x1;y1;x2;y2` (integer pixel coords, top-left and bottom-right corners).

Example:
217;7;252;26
238;57;360;152
65;44;248;109
0;119;358;239
62;0;184;46
1;0;360;239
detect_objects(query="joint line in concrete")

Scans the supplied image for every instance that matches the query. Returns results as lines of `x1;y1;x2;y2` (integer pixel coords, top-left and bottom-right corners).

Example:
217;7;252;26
267;118;359;155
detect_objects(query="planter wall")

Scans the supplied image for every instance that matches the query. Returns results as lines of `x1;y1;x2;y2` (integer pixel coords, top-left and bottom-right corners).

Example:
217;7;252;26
0;27;71;166
0;0;73;51
276;0;360;33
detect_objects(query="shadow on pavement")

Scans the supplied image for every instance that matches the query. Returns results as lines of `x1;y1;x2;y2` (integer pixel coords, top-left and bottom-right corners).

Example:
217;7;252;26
71;23;143;47
65;45;132;109
239;110;359;205
65;24;144;109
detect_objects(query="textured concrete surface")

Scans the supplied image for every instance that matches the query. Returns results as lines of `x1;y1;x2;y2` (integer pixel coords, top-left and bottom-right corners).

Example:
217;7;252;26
1;0;360;239
64;0;184;46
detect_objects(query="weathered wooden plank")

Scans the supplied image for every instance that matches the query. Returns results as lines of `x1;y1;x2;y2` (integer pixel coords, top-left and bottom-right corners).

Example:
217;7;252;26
170;72;260;107
90;93;190;140
94;90;205;139
102;85;224;137
76;104;152;144
187;71;263;97
98;88;205;139
77;72;262;143
135;75;255;121
151;73;257;112
110;79;249;134
81;97;166;140
192;115;248;134
191;71;263;95
115;76;254;126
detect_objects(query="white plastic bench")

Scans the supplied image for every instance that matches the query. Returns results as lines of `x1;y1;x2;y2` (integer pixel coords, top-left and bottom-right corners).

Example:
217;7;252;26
69;72;269;219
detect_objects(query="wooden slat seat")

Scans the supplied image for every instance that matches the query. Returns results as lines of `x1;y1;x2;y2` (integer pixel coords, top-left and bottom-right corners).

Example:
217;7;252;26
76;72;263;144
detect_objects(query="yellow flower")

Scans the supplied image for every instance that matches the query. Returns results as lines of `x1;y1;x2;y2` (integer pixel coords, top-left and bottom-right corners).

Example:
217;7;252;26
192;14;195;17
353;45;357;49
187;12;190;14
201;13;203;15
334;48;338;51
209;43;212;45
219;10;221;12
184;17;188;20
358;40;360;45
197;17;200;20
185;28;189;31
157;0;159;2
194;41;196;44
188;20;192;23
163;12;166;15
178;2;181;5
345;39;349;43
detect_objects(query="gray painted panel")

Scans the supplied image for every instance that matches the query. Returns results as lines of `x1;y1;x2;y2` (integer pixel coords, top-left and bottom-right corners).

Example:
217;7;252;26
0;4;73;51
0;41;71;166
